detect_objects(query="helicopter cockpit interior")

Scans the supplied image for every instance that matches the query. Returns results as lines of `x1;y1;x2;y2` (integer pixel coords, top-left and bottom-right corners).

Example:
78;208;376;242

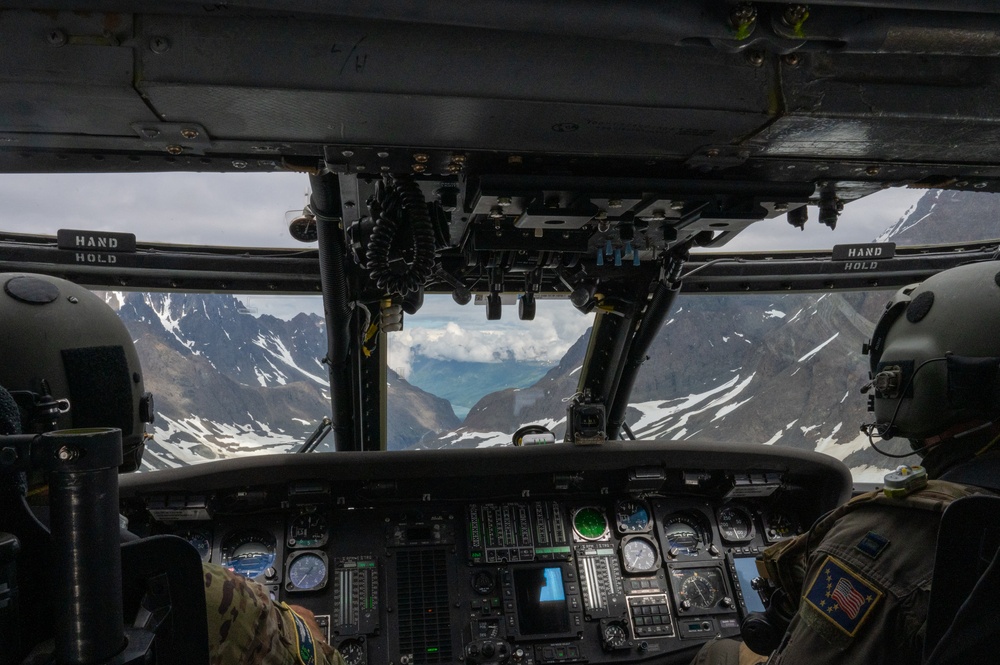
2;2;1000;664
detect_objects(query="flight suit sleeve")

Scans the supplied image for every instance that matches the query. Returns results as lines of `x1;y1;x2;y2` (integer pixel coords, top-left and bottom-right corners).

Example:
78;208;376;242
203;562;346;665
768;503;938;665
757;524;814;603
691;638;769;665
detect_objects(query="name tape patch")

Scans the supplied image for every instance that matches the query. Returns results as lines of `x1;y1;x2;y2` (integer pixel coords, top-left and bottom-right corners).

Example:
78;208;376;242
855;531;889;559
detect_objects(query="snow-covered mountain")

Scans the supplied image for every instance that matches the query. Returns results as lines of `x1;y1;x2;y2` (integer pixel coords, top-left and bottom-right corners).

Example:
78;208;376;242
421;291;894;479
421;191;1000;481
112;190;1000;479
107;292;459;469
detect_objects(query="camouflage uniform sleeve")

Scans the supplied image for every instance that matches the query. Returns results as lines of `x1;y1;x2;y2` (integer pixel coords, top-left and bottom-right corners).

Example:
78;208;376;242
203;562;346;665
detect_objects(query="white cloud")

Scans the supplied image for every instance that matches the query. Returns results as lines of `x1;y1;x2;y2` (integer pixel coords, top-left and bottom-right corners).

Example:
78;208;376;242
388;299;592;377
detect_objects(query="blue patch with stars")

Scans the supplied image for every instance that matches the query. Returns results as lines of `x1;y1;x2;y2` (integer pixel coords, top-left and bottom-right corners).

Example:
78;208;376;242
803;556;883;637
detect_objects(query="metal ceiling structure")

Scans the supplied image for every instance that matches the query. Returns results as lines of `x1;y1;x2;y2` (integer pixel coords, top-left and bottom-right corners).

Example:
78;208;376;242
3;1;1000;447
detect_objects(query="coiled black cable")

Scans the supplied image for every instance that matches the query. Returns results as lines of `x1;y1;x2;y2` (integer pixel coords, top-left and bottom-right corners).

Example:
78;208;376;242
366;177;436;294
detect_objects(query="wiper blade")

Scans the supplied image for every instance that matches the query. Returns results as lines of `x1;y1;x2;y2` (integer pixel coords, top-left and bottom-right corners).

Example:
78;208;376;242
298;417;332;453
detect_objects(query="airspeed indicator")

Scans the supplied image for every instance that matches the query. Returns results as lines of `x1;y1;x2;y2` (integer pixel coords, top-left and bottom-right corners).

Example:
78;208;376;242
717;505;755;543
286;552;328;592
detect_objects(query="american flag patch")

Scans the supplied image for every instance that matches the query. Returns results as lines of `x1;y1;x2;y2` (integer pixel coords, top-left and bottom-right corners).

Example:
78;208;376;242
803;556;883;637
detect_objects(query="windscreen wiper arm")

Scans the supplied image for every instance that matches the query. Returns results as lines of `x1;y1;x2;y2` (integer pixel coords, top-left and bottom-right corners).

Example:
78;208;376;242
298;417;332;453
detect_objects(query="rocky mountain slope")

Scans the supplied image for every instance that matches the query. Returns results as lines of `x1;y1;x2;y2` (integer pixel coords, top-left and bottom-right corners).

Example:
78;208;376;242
113;189;1000;479
427;191;1000;480
107;292;459;468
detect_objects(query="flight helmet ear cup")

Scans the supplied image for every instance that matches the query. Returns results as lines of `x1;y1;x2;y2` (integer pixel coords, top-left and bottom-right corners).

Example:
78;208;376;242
0;273;152;472
870;261;1000;443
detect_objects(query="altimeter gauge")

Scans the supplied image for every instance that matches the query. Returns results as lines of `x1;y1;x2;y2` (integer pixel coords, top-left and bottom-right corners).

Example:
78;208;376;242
621;535;661;574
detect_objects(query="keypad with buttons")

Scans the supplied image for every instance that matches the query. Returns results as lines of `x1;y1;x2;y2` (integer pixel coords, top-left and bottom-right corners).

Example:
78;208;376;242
627;594;674;638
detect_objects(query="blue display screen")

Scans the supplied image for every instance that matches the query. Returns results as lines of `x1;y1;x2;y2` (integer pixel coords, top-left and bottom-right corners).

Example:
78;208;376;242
733;557;765;613
539;567;566;602
513;565;571;636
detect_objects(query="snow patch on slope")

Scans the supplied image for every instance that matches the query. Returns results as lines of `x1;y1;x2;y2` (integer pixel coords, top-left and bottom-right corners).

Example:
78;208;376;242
798;333;839;362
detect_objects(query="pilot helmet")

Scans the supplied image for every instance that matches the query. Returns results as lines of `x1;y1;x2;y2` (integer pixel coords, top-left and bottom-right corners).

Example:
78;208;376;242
0;273;153;472
866;260;1000;447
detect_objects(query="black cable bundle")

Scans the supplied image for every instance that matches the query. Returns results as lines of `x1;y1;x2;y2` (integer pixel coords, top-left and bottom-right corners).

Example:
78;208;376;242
0;387;20;436
366;177;436;295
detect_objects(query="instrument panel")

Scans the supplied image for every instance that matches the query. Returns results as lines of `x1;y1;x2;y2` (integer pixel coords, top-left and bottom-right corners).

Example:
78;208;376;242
121;442;850;665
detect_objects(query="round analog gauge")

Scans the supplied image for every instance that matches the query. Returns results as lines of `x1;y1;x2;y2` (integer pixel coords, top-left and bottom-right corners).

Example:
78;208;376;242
220;530;276;579
180;529;212;562
287;552;327;591
662;512;709;556
672;568;724;611
761;510;800;543
602;622;628;650
289;513;328;548
572;506;610;541
337;639;364;665
471;570;495;595
621;535;660;574
717;505;755;543
615;499;652;533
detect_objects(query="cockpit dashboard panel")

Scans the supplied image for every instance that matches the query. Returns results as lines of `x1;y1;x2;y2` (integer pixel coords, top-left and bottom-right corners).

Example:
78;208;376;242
121;441;846;664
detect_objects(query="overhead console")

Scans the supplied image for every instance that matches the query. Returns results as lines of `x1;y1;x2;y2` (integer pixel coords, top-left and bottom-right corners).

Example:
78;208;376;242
120;441;850;665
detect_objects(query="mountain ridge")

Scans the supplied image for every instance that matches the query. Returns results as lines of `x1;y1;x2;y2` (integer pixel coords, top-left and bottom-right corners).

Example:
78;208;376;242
107;190;1000;478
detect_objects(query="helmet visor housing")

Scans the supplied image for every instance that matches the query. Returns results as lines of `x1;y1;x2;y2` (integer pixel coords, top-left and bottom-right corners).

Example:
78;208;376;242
0;273;151;471
870;261;1000;443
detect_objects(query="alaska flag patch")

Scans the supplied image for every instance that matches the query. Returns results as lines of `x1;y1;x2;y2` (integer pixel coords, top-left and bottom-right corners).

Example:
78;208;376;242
287;606;317;665
803;556;883;637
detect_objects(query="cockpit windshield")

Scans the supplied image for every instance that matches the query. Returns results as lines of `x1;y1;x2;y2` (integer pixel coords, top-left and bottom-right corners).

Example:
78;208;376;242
3;173;998;481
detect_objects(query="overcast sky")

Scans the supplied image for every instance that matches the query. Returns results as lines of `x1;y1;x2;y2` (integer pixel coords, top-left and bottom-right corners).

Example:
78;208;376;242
0;173;924;374
0;172;921;248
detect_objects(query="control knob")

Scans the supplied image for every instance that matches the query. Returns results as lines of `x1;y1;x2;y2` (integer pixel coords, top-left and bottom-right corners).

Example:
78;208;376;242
472;570;495;594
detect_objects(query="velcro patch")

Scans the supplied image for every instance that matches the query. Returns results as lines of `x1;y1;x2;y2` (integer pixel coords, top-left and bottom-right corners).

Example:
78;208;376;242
855;531;889;559
287;606;317;665
803;556;882;637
